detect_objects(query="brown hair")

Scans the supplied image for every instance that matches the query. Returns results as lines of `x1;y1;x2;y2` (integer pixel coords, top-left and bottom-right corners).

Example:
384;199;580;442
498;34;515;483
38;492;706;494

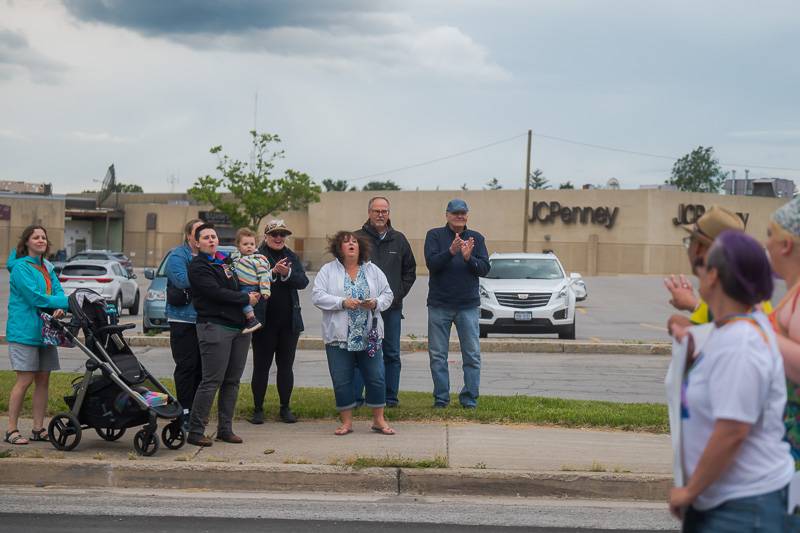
183;218;203;241
235;227;257;245
16;225;50;258
328;231;370;264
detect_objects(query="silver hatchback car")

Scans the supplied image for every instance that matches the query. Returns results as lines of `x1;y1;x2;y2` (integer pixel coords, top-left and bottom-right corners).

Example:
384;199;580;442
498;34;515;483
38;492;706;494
58;260;140;315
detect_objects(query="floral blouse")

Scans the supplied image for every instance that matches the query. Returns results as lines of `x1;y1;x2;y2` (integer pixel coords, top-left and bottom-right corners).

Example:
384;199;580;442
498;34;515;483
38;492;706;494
339;265;370;352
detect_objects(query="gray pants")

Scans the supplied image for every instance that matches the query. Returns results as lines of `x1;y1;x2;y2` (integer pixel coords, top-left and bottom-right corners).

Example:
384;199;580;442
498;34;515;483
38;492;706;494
189;322;251;438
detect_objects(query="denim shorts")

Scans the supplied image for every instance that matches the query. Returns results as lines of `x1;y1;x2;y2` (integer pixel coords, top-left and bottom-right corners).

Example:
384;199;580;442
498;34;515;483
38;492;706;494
683;486;789;533
8;342;60;372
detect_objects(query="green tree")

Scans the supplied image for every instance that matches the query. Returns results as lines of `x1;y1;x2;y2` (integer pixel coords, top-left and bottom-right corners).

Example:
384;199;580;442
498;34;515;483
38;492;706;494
362;179;401;191
485;178;502;190
322;179;354;192
189;130;321;230
114;182;143;193
559;181;575;190
667;146;727;193
528;169;549;190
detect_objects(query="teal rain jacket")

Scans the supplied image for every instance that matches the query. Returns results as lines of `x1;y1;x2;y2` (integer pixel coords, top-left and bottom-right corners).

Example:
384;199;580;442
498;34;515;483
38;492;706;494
6;251;69;346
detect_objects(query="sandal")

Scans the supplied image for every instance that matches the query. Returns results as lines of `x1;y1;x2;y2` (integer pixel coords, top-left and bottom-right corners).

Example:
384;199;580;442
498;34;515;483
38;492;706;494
30;428;49;442
4;430;28;445
334;425;353;436
370;425;396;436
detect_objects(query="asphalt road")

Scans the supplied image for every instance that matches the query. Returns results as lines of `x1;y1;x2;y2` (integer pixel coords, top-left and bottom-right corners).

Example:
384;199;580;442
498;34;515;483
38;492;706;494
0;488;678;531
0;268;784;342
0;345;670;403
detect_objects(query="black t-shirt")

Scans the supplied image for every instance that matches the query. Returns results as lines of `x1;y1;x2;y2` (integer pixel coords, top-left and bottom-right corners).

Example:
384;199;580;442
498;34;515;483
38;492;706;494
264;246;292;329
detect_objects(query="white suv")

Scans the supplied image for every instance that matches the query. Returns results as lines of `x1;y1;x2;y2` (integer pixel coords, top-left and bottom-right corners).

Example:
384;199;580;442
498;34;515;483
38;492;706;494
479;252;580;339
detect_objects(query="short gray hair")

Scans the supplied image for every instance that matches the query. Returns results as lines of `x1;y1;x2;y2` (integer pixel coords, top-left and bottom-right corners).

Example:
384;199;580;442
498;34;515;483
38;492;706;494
368;196;390;210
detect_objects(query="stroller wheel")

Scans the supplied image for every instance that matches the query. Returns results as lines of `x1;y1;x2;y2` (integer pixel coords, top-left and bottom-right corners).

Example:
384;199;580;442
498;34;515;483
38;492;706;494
48;413;82;451
133;429;159;456
162;423;186;450
95;427;126;441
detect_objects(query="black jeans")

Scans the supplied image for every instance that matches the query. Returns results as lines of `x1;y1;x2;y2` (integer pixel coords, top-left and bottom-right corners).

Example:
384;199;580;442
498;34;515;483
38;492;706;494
169;322;202;411
250;324;299;410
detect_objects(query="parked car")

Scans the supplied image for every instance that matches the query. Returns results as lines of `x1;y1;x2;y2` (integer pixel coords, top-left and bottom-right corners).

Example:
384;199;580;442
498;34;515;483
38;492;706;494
478;252;580;339
67;249;134;276
572;275;588;301
143;245;236;333
59;260;140;315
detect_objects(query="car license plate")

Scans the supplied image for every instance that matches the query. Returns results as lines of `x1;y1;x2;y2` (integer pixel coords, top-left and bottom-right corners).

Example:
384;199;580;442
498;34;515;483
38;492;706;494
514;311;533;321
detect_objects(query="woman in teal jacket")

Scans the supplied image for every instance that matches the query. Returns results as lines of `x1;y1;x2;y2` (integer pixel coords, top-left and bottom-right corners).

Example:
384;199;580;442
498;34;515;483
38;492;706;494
4;225;68;445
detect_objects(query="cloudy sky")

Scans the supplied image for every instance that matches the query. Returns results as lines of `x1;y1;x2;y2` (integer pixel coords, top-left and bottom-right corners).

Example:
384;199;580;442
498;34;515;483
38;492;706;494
1;0;798;193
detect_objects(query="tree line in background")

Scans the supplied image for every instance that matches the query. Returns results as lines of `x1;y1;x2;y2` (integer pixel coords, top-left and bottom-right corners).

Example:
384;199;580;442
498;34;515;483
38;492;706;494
184;129;734;230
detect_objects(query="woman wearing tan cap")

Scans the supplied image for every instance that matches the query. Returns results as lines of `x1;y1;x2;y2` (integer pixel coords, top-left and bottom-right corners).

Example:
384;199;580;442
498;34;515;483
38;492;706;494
248;220;309;425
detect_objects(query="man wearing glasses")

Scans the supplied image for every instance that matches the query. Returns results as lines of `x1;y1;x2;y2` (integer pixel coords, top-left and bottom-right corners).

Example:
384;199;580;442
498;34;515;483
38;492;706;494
665;205;770;337
351;197;417;408
424;199;490;409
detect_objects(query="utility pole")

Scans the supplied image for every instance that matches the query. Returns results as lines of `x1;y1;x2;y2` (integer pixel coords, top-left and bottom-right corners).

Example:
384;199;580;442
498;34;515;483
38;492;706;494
522;129;532;252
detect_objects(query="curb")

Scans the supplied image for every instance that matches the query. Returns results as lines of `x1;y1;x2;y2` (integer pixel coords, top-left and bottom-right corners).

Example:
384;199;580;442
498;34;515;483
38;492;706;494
0;458;671;501
0;334;670;355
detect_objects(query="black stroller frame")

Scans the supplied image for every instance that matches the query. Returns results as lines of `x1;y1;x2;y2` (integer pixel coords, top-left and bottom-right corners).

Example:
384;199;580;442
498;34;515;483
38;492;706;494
45;288;186;456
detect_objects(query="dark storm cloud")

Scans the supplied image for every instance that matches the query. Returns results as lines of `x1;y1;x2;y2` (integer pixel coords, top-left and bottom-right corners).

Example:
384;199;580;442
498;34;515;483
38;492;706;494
62;0;385;36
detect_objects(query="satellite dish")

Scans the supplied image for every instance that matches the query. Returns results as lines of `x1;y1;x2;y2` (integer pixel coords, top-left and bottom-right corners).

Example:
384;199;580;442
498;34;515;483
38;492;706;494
97;164;116;206
606;178;620;190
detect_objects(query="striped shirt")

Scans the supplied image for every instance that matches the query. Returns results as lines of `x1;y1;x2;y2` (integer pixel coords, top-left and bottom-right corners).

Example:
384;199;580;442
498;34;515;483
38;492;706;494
231;252;272;297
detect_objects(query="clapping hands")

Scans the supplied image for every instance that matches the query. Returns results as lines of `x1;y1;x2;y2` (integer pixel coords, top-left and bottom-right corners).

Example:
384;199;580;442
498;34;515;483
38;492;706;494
450;234;475;261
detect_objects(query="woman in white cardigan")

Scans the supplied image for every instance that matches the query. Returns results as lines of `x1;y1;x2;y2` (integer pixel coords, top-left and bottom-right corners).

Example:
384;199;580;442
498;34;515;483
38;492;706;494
312;231;395;436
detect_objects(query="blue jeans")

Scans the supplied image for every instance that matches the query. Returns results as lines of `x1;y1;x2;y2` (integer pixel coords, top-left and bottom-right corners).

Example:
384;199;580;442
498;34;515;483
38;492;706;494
428;306;481;407
326;344;386;411
240;285;256;315
682;486;789;533
353;308;402;405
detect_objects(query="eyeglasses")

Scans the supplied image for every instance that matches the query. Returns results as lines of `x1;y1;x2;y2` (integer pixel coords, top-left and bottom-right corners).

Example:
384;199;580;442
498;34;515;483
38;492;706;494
268;232;289;239
370;209;389;215
449;211;467;217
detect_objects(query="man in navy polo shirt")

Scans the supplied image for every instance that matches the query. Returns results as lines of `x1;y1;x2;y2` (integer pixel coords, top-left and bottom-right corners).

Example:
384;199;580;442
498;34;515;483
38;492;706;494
424;199;490;408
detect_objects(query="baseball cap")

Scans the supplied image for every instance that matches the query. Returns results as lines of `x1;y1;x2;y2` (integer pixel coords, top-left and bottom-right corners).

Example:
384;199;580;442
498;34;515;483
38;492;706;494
446;199;469;213
264;219;293;236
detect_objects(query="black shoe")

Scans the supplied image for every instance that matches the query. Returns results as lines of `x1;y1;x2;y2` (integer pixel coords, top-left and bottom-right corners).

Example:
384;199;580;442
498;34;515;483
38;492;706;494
279;406;297;424
242;317;263;334
249;410;264;425
386;401;399;409
432;403;448;409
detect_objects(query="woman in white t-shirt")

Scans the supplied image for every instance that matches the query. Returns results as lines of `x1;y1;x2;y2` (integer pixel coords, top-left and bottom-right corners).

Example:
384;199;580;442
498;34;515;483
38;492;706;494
669;230;794;531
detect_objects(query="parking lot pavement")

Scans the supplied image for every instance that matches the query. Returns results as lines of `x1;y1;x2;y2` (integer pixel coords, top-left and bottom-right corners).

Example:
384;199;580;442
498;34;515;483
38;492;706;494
0;268;785;342
0;345;670;403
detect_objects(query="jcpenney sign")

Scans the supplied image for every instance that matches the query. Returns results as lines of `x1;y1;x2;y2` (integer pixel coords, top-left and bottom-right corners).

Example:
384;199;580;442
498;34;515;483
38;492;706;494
672;204;750;227
528;201;619;229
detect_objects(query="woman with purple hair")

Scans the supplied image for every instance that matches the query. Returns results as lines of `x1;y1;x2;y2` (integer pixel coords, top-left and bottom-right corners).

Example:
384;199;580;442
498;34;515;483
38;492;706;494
669;230;793;531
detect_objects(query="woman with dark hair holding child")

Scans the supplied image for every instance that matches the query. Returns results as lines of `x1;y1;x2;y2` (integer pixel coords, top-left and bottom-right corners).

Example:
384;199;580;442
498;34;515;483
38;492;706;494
312;231;394;436
186;224;260;447
668;230;793;531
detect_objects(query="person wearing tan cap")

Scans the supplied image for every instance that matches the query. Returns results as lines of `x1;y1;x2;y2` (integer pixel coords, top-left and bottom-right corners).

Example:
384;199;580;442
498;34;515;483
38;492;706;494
248;219;309;425
665;206;772;338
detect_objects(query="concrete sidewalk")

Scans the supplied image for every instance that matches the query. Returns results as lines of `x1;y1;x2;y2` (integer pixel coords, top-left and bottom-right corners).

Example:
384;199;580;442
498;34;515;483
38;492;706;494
1;416;672;501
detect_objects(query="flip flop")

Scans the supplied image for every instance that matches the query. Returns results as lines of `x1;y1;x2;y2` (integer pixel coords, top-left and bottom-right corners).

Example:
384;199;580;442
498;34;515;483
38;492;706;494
370;425;396;436
334;426;353;436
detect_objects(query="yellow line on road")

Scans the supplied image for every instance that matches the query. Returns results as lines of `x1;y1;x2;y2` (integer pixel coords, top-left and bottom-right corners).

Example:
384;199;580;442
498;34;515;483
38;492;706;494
589;336;601;343
639;323;665;332
576;307;587;315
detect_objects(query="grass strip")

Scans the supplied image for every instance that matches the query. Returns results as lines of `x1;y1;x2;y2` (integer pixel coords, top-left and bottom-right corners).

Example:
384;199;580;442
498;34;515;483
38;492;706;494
0;370;668;433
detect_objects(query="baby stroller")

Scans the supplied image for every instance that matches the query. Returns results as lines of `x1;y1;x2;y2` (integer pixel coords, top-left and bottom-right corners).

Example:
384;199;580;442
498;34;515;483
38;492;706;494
44;288;186;456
